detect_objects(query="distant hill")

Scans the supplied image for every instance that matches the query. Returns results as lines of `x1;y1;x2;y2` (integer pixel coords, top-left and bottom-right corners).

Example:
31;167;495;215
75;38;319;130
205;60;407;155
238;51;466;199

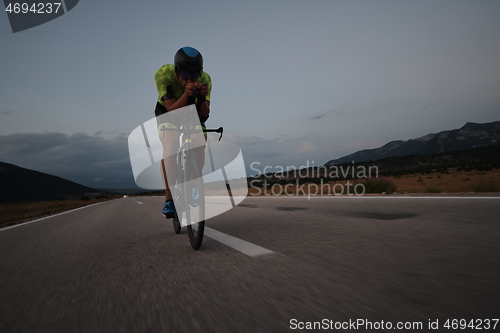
0;161;111;203
338;145;500;178
248;145;500;186
325;121;500;166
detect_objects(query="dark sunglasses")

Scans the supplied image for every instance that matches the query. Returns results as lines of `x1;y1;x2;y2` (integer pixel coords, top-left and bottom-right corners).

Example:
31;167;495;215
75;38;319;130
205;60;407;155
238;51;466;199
178;69;202;81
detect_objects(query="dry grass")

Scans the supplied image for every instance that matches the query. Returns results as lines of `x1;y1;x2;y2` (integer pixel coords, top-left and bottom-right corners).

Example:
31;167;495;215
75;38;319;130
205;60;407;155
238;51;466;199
247;180;366;196
391;168;500;194
247;168;500;196
0;197;117;228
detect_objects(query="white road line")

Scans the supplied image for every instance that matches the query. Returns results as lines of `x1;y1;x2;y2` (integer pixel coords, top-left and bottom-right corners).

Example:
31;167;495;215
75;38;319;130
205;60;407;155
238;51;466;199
339;196;500;199
0;202;106;232
137;202;143;204
204;226;276;257
245;196;500;199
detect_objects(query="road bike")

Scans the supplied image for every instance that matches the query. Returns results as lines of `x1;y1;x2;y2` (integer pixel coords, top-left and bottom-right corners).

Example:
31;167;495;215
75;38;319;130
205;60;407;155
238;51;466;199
159;108;223;250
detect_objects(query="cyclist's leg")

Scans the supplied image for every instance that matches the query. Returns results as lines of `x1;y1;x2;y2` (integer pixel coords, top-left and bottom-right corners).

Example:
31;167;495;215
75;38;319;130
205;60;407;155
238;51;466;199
159;123;180;201
155;102;182;200
190;123;207;179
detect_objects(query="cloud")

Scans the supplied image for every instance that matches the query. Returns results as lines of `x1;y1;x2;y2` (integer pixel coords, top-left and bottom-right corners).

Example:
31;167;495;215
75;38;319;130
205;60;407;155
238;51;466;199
1;131;300;187
333;110;349;117
307;109;355;121
221;132;336;174
0;132;70;155
298;140;318;153
0;130;349;186
1;111;14;115
307;109;337;120
308;113;327;120
0;132;135;188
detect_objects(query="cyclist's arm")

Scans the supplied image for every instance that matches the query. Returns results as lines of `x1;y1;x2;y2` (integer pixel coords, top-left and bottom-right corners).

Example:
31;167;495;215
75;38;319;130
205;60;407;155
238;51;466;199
196;82;210;118
162;94;191;112
164;98;210;117
163;94;210;118
198;100;210;118
162;82;205;111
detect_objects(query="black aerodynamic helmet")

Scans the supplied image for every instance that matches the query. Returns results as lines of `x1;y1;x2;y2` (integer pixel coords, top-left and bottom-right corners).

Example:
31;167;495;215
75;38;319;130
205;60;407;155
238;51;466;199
174;46;203;73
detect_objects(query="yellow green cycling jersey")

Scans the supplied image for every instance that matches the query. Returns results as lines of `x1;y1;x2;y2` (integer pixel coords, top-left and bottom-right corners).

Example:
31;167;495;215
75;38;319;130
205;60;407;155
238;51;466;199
154;64;212;104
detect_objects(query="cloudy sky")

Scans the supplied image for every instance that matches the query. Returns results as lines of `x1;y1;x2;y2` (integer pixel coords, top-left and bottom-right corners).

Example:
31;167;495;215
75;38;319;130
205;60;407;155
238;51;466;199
1;0;499;188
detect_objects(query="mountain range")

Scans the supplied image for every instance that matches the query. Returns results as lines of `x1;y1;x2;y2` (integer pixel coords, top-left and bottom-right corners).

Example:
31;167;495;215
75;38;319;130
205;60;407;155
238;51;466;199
0;161;112;203
325;121;500;166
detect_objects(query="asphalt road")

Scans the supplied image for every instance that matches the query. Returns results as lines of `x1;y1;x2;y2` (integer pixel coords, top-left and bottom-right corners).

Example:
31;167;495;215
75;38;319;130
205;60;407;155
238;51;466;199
1;196;499;332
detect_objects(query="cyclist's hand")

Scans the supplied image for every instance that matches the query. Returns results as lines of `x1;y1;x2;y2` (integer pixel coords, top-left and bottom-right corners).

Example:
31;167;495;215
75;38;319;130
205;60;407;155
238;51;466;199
183;82;197;97
196;83;208;97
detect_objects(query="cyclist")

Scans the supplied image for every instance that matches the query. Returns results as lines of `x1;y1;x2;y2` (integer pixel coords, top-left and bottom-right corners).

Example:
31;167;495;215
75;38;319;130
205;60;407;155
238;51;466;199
154;46;212;217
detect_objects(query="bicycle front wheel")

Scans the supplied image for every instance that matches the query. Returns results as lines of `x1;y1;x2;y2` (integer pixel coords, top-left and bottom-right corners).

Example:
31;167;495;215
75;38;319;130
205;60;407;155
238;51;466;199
172;161;183;234
172;213;181;234
185;157;205;250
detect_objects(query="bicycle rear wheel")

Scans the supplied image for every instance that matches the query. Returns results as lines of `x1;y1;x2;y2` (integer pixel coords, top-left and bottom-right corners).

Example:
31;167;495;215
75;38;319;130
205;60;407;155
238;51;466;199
185;157;205;250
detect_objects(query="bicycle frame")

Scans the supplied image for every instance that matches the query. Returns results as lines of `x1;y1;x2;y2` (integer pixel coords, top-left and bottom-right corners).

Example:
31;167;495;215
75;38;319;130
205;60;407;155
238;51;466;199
159;114;223;215
159;107;223;249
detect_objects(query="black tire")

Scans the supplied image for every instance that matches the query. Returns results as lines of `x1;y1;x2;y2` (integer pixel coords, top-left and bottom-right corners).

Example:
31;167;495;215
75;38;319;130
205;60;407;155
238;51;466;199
172;213;181;234
185;158;205;250
172;167;183;234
